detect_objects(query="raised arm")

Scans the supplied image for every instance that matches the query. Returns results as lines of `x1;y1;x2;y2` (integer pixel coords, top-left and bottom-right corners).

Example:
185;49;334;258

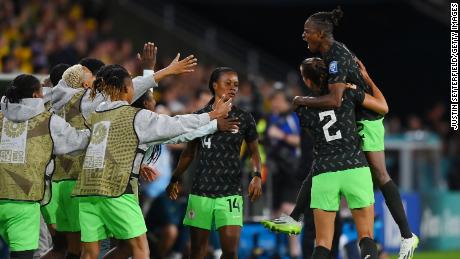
167;140;199;200
357;59;389;115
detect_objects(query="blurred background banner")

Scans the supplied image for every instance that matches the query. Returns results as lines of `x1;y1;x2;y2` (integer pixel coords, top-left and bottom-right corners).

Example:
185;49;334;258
0;0;458;258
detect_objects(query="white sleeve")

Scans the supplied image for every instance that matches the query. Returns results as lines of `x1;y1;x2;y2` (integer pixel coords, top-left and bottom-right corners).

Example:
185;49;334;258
156;120;217;144
134;110;211;145
132;73;158;102
50;114;90;155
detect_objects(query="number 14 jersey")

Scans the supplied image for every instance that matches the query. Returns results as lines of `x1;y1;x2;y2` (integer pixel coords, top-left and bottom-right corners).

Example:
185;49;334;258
192;104;258;198
296;88;368;176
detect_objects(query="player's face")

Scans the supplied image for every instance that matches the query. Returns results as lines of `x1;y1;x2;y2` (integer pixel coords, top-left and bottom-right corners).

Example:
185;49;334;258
302;20;321;53
32;85;44;99
213;72;239;101
143;91;156;112
82;66;95;89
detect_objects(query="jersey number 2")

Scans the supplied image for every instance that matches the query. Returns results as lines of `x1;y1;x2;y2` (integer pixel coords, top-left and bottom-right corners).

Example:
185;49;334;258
319;110;342;142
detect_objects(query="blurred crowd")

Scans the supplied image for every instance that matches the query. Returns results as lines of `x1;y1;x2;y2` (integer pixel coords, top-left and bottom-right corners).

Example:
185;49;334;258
1;0;459;258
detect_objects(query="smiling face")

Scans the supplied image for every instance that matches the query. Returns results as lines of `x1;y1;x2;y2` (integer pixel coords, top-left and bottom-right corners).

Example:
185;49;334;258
212;71;239;101
302;19;323;53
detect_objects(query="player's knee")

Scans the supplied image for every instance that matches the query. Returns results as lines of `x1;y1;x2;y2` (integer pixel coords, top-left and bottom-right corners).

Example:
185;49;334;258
81;247;98;259
370;166;391;185
164;225;178;240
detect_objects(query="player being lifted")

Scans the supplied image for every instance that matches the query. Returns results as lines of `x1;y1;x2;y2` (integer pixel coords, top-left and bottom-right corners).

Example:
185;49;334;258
263;7;418;259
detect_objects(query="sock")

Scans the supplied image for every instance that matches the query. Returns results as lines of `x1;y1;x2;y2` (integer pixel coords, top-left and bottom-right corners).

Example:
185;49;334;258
290;173;312;221
66;253;81;259
380;180;412;238
312;246;330;259
10;250;34;259
359;237;378;259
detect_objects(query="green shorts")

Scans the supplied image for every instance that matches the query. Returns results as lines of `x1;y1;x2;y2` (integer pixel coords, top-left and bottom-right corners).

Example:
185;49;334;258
0;200;40;251
311;167;374;211
41;181;60;225
56;180;80;232
357;118;385;152
183;194;243;230
79;194;147;242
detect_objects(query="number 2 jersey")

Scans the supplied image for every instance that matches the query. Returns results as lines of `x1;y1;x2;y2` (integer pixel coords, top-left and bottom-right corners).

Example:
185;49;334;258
296;89;368;176
192;104;258;198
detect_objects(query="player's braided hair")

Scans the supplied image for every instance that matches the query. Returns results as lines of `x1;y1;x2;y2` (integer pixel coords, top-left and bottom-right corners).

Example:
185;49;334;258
300;57;329;89
5;74;41;104
308;7;343;36
90;64;130;101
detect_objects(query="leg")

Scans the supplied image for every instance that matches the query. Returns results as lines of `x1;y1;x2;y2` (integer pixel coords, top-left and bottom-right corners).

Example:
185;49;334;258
157;225;178;257
103;239;131;259
311;209;335;259
290;173;312;221
366;151;412;239
351;206;378;259
81;242;100;259
119;234;149;259
10;250;35;259
217;226;241;259
189;227;210;259
64;232;81;257
40;231;66;259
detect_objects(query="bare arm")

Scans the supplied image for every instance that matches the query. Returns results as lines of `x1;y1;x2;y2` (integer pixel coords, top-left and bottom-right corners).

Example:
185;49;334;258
167;140;198;200
357;59;389;115
293;83;347;109
247;139;262;202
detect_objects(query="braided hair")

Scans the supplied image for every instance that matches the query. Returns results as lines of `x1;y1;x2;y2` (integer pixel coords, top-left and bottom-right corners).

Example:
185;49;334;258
300;57;329;91
90;64;130;101
307;7;344;37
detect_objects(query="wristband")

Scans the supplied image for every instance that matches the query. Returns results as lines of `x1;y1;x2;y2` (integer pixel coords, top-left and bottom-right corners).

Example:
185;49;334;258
252;171;262;178
171;175;181;183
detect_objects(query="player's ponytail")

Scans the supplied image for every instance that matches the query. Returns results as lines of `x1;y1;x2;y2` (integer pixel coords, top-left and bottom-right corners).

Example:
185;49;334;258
301;58;329;89
308;6;343;37
5;74;41;104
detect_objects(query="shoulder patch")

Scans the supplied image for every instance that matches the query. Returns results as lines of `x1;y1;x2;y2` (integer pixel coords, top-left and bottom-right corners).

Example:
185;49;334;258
329;61;338;74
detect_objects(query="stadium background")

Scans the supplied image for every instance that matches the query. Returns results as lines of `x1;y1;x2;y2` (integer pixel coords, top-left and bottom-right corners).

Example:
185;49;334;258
0;0;458;258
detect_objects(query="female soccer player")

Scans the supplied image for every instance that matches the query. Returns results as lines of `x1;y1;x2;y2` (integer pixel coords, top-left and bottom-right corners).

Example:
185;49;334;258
296;57;389;259
268;8;417;259
72;64;232;259
167;67;263;259
0;74;90;259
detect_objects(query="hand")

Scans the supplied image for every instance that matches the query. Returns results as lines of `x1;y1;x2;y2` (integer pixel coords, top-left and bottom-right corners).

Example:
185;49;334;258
355;58;370;80
267;126;285;140
217;117;240;132
137;42;157;71
166;53;198;75
208;95;232;120
166;181;181;200
140;164;160;182
248;176;262;202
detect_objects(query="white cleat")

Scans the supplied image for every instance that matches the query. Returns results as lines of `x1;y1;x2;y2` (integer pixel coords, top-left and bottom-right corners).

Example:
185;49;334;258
398;233;419;259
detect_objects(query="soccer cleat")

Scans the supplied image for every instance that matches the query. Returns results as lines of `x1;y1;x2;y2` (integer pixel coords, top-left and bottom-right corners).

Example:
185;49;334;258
261;214;302;235
398;233;419;259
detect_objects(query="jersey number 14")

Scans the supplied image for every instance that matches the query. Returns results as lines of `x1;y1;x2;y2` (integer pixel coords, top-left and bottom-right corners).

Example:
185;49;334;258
319;110;342;142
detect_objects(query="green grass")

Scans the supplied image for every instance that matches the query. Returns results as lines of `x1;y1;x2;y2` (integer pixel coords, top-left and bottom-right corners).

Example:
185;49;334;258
390;251;460;259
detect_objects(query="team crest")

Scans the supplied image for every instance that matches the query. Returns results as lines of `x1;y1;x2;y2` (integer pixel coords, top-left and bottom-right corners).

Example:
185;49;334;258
329;61;338;74
188;209;196;219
